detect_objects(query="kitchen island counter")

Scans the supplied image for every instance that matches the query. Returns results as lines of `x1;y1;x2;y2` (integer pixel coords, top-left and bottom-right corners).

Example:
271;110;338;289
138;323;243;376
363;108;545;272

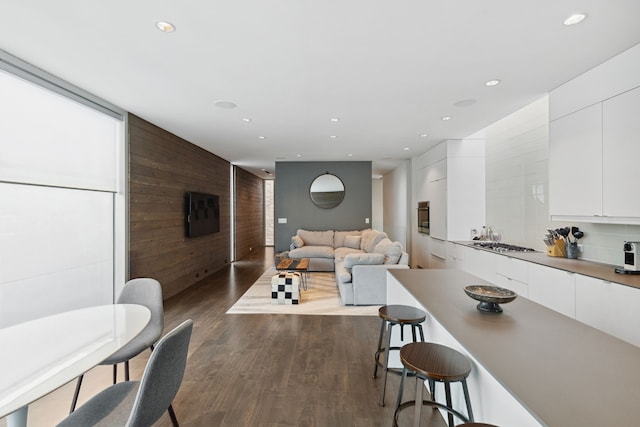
388;268;640;427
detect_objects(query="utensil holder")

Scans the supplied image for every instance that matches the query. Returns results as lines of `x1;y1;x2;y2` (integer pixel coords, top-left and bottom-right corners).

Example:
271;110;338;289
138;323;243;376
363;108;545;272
566;242;579;259
546;239;566;257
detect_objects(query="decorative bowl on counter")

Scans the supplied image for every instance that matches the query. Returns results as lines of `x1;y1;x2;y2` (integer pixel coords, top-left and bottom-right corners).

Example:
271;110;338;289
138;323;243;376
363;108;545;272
464;285;517;313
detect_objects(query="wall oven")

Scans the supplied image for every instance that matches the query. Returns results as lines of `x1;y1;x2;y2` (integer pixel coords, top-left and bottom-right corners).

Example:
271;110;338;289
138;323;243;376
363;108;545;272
417;201;430;234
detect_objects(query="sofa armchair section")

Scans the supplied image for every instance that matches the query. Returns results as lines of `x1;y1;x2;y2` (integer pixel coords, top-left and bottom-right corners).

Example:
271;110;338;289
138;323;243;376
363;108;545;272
287;229;409;305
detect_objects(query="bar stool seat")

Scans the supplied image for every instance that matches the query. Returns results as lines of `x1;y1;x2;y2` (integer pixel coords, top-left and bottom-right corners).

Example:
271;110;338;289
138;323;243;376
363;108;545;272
373;305;426;406
394;342;474;427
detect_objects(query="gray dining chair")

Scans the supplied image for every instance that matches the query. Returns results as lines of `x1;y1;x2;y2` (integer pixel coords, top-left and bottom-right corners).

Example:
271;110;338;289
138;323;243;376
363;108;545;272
70;278;169;419
58;319;193;427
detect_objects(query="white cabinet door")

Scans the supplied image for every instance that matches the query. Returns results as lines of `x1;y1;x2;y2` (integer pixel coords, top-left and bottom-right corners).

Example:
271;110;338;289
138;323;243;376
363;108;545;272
602;86;640;217
428;237;447;269
494;256;529;297
429;178;447;240
413;232;430;269
528;263;576;318
549;103;603;217
465;248;497;284
446;241;460;269
575;274;640;347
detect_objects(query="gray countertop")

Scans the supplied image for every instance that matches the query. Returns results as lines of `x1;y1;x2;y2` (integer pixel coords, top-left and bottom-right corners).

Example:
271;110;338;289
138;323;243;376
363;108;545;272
389;268;640;427
455;241;640;290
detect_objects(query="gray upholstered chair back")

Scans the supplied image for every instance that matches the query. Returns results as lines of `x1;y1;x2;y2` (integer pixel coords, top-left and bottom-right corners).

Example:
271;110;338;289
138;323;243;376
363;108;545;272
127;319;193;427
103;278;164;364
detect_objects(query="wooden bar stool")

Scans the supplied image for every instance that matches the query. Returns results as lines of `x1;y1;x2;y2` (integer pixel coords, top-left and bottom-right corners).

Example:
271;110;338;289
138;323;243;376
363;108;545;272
372;305;426;406
393;342;474;427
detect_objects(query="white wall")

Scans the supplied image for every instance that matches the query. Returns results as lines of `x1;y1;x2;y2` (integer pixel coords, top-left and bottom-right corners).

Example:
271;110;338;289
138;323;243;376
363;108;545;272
371;178;383;231
485;96;550;249
382;160;410;248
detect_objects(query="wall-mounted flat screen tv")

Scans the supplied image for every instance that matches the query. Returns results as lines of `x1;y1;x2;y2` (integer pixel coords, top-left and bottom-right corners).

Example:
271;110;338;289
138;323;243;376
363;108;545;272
185;192;220;237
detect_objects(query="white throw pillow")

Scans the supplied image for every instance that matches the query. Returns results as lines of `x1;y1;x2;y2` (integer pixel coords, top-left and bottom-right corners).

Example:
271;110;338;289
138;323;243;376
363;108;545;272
291;235;304;248
344;235;361;249
343;252;385;269
374;238;403;264
297;229;334;246
360;229;388;253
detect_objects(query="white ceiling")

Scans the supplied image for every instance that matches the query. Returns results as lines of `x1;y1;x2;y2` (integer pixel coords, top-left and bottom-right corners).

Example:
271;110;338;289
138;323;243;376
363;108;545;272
2;1;640;179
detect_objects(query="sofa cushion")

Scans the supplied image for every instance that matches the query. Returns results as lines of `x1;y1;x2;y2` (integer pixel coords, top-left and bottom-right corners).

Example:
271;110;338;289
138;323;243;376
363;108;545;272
291;235;304;248
335;260;352;283
334;247;364;262
297;229;334;246
373;238;403;264
334;230;362;248
360;229;388;253
289;245;335;259
344;235;362;249
343;252;385;269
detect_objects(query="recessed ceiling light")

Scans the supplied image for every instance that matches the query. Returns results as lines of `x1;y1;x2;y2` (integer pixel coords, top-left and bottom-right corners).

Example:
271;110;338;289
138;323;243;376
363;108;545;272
441;116;452;121
420;134;429;138
258;136;266;140
485;79;501;86
563;13;587;26
155;21;176;33
330;118;340;122
296;154;302;157
241;118;252;122
215;100;237;109
347;153;353;157
330;135;337;139
403;147;410;151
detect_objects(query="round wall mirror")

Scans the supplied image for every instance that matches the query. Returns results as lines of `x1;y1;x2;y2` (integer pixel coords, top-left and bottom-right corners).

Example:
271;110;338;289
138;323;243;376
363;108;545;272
309;173;345;209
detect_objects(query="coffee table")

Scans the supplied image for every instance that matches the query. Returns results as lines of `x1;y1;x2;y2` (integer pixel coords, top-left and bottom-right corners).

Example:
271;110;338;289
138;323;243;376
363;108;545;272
276;258;310;290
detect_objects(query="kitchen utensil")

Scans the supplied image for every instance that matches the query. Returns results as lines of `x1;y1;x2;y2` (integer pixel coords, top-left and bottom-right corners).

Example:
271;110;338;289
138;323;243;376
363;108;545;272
573;231;584;240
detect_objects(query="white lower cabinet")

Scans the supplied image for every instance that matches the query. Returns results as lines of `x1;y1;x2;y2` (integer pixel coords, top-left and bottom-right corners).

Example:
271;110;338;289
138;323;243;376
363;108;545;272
494;256;528;298
575;275;640;348
458;246;496;282
428;237;447;268
528;263;576;318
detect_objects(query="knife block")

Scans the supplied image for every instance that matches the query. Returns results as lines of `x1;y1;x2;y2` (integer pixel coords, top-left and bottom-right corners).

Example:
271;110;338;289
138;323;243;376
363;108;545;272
547;239;566;257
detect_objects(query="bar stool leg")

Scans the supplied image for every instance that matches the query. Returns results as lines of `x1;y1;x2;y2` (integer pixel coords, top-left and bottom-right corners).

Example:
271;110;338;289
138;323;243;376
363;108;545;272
393;367;408;427
461;378;474;422
417;324;425;342
413;377;423;427
444;382;454;427
379;322;395;406
373;318;386;378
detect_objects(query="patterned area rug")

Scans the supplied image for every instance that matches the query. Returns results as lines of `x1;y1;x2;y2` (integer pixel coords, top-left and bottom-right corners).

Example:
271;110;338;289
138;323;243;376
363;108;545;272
226;268;380;316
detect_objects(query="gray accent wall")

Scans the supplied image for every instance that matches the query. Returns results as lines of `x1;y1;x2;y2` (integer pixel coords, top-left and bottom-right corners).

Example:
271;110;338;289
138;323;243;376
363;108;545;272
274;161;372;252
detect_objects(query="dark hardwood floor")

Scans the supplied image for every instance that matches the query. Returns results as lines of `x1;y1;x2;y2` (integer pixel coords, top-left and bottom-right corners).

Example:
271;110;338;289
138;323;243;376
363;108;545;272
0;247;449;427
153;246;446;427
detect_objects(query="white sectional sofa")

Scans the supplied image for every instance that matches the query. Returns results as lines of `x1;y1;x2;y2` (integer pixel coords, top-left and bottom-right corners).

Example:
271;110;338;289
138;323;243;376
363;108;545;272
287;229;409;305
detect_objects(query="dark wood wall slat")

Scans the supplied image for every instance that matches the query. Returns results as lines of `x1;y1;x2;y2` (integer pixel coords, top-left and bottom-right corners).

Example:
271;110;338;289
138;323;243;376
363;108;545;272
234;167;265;258
128;113;263;299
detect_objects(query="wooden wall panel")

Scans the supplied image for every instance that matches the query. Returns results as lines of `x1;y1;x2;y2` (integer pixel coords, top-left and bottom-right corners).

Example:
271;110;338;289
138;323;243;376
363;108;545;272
234;166;265;260
128;114;232;299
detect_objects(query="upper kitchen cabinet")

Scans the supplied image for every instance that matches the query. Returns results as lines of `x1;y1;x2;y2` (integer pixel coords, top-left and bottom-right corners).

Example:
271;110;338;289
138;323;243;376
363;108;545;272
549;43;640;224
549;103;602;217
602;86;640;217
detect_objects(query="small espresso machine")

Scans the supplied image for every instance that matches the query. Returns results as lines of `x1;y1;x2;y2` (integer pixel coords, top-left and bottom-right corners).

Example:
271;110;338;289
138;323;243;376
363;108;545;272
615;241;640;274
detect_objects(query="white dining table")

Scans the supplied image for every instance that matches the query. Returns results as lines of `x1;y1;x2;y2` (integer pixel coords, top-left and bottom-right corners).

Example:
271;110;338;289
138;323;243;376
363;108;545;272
0;304;151;427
